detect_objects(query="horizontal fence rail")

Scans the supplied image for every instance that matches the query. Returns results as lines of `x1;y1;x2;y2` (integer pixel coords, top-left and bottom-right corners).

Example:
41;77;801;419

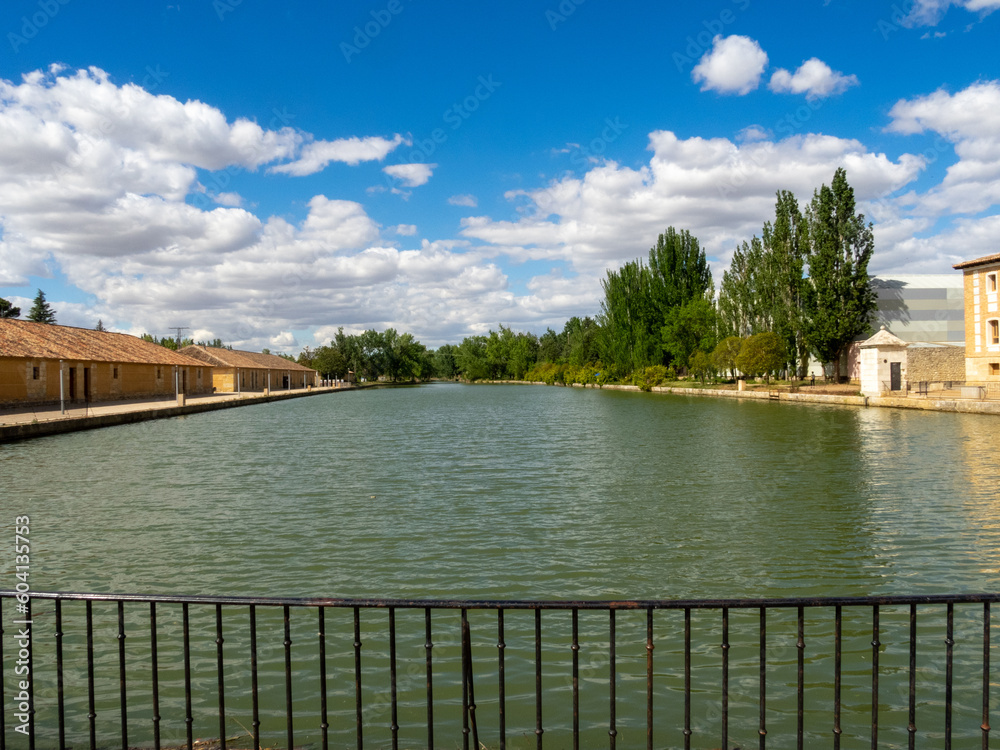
1;591;998;749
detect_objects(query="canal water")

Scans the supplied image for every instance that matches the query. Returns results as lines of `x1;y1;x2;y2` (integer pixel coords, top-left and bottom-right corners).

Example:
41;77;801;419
3;382;1000;748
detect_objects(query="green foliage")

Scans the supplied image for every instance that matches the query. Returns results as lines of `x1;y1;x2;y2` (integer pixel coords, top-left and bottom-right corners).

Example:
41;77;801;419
432;344;458;379
26;289;56;324
688;350;714;383
632;365;669;391
455;335;489;381
712;336;743;379
524;361;604;386
312;344;348;378
803;168;877;379
95;319;106;331
735;332;787;381
537;327;565;363
0;297;19;318
661;298;718;371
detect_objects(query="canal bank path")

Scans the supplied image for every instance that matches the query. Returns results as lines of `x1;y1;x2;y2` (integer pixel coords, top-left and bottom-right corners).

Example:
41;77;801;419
0;384;363;442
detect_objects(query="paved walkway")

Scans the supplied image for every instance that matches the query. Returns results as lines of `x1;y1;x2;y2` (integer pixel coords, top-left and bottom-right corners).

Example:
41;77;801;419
0;386;350;426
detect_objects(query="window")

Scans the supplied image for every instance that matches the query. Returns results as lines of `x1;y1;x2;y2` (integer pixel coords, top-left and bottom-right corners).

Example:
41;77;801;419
113;367;119;379
32;366;39;380
197;368;202;380
989;273;998;293
991;363;1000;375
990;320;1000;346
156;368;162;379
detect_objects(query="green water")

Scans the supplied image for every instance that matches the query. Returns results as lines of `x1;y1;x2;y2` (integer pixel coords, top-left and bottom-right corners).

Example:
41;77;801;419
3;382;1000;748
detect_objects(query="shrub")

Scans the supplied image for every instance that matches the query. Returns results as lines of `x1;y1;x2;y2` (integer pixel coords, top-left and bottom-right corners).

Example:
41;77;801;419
632;365;669;391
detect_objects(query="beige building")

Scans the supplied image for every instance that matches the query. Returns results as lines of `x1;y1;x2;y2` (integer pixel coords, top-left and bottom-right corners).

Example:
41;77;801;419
953;253;1000;383
180;346;318;393
0;319;212;406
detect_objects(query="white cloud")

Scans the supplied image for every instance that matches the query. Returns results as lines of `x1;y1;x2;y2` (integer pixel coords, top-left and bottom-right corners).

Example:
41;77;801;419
768;58;859;99
886;80;1000;214
393;224;418;236
383;163;437;187
902;0;1000;26
691;35;768;95
448;194;478;207
461;130;924;276
269;134;406;176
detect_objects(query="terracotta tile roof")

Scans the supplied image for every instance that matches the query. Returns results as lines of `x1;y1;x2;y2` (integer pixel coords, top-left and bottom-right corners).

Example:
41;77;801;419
0;319;208;366
953;253;1000;269
180;345;317;372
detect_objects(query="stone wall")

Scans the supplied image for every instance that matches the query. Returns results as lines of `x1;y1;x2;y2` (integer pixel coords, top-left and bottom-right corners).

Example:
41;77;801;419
906;346;966;382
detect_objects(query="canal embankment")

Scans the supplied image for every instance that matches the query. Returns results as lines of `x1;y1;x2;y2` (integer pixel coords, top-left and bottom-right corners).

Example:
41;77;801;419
0;384;370;442
475;379;1000;415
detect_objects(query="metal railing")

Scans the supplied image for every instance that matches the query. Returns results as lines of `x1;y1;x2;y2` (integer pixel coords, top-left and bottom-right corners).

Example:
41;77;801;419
1;591;997;749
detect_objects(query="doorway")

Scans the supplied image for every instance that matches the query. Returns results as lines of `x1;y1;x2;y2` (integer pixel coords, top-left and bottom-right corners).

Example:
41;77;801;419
68;366;77;400
890;361;902;391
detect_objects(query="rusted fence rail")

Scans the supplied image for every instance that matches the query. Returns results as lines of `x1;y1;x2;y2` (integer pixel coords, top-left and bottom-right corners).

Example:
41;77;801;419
1;591;996;749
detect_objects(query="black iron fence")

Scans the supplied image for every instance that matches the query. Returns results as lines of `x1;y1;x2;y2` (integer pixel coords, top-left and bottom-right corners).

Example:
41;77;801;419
1;591;997;749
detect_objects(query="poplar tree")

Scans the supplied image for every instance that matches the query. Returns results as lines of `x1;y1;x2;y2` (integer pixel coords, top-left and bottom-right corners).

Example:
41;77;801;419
803;168;876;380
762;190;809;376
26;289;56;324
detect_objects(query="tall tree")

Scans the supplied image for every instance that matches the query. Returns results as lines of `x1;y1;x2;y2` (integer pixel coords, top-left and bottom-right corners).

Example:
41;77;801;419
803;168;877;380
597;259;658;377
762;190;809;376
0;297;21;318
26;289;56;324
718;237;766;338
647;227;713;314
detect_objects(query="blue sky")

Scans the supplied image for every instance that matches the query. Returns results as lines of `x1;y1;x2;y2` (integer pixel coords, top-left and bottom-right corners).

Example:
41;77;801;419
1;0;998;349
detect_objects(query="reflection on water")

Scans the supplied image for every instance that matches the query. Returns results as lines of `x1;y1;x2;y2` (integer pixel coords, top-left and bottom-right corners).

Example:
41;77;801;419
4;383;1000;748
3;382;1000;599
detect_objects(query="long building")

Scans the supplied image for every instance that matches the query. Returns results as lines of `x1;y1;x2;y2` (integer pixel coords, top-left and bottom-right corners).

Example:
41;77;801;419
0;319;212;406
179;345;318;393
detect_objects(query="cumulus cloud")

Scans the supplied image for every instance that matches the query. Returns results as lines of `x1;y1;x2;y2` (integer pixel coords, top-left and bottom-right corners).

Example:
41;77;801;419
461;130;924;276
448;194;478;207
769;58;859;99
886;80;1000;214
393;224;418;236
691;35;768;95
383;163;437;187
269;134;406;176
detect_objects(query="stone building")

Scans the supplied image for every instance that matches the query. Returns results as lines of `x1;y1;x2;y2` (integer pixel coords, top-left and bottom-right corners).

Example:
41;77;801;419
859;327;909;397
0;319;212;406
952;253;1000;384
179;346;318;393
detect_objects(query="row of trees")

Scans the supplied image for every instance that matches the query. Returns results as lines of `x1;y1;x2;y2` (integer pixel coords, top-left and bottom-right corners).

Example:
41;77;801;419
300;327;433;382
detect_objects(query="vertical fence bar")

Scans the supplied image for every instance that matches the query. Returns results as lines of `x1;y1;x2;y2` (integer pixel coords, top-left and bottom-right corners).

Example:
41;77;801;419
684;608;692;750
721;607;729;750
646;607;654;750
0;598;4;750
609;609;617;749
759;606;767;750
319;608;329;750
462;611;480;750
216;604;226;750
535;608;544;750
982;602;991;750
389;607;399;750
354;606;364;750
462;609;470;750
118;600;128;750
25;597;34;750
833;605;842;750
56;600;66;750
426;608;435;750
871;605;880;750
945;603;954;749
572;608;579;750
284;604;294;750
250;605;260;750
88;600;97;750
796;605;804;750
908;604;917;750
497;608;505;750
150;602;161;750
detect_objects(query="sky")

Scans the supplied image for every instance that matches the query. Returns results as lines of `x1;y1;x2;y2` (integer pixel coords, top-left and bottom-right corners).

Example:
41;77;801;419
0;0;998;350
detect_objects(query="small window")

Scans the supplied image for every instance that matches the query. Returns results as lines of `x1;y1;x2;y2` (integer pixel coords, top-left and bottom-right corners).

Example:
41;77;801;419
156;368;161;379
989;273;998;293
991;320;1000;346
113;367;119;379
991;363;1000;375
32;366;39;380
197;368;202;380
